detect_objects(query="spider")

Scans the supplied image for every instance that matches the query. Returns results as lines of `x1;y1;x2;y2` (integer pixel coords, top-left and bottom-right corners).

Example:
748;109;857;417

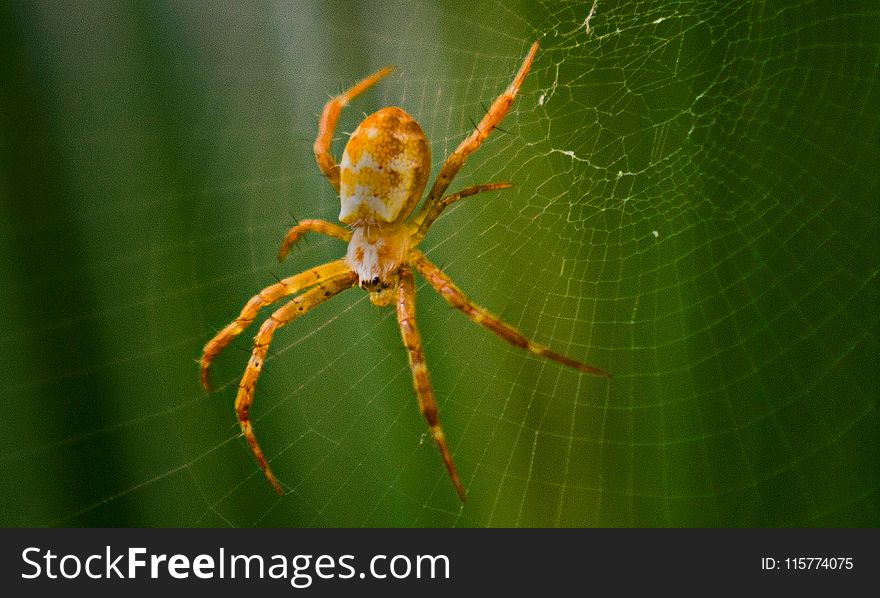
200;41;610;502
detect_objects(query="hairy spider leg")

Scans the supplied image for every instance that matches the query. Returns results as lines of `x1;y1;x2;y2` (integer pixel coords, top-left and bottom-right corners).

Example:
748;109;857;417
200;259;353;390
235;270;358;495
396;267;466;501
415;41;539;224
411;251;612;378
314;66;395;192
277;218;352;262
412;182;512;243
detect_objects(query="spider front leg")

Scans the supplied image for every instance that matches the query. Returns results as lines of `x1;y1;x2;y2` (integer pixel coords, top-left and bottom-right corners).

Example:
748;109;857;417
411;251;611;378
277;219;351;262
200;259;351;390
236;270;358;495
417;41;539;222
396;267;466;502
314;66;394;191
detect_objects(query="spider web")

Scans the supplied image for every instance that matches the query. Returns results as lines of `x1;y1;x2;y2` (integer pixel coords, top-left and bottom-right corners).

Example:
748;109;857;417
1;0;877;527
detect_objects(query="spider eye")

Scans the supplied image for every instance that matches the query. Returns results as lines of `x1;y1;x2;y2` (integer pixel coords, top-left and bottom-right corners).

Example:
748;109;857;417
358;276;384;292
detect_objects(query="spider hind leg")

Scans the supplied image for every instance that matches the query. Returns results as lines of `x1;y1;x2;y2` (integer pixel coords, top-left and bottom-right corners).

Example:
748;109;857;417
416;42;539;228
314;66;394;192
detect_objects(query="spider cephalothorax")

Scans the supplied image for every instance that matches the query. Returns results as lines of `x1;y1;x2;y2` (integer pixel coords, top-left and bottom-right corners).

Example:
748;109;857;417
347;223;411;306
200;41;611;501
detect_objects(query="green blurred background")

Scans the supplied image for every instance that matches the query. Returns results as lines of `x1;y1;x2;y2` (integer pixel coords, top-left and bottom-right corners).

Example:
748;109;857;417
1;1;877;527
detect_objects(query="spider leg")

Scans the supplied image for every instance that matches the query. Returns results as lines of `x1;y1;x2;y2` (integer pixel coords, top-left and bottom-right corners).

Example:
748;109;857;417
416;41;538;236
278;219;352;262
396;266;466;501
236;270;358;495
411;182;512;243
200;259;352;390
411;251;612;378
314;66;394;192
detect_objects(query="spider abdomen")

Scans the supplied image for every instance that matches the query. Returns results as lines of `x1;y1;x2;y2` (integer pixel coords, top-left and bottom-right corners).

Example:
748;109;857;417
338;107;430;225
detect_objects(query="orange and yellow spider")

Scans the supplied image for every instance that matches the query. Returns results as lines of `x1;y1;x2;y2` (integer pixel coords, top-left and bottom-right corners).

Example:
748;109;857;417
200;41;610;502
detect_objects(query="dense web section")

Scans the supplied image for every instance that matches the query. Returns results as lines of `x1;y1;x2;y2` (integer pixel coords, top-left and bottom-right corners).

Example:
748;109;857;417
0;1;877;527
